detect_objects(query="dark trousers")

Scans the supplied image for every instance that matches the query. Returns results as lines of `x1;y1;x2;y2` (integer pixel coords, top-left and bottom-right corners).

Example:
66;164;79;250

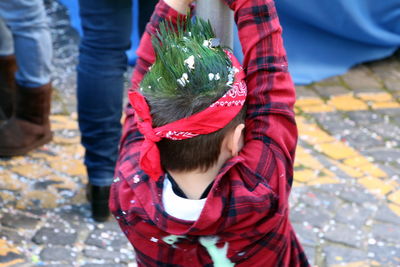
77;0;156;186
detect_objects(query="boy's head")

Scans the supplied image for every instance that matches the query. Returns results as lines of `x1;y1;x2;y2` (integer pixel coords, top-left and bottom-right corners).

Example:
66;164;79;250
138;17;246;174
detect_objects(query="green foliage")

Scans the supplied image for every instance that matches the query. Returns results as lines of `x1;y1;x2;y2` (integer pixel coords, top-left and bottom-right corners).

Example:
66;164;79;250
141;16;232;99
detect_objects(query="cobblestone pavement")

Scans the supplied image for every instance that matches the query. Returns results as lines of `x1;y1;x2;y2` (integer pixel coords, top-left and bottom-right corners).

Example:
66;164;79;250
1;1;400;266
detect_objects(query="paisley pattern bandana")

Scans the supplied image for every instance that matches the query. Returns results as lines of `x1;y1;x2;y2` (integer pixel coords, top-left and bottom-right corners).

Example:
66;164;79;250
128;51;247;181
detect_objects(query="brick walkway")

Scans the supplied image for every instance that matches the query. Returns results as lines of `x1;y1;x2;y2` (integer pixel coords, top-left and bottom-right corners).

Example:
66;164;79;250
1;1;399;266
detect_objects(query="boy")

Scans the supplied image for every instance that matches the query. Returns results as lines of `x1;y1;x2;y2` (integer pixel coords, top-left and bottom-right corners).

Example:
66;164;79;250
110;0;310;266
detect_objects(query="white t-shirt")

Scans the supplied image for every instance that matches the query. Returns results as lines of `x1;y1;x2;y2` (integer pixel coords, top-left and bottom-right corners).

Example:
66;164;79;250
162;177;206;221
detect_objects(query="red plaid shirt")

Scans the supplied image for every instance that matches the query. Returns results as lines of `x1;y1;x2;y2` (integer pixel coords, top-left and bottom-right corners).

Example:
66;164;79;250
110;0;309;266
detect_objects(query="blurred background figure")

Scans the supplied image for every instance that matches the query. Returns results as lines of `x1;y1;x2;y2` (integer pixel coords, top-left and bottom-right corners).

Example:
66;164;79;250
275;0;400;84
0;0;53;157
77;0;157;222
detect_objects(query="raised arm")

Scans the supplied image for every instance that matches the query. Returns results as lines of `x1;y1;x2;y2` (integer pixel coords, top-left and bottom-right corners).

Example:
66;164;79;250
119;0;192;164
226;0;297;170
131;0;193;90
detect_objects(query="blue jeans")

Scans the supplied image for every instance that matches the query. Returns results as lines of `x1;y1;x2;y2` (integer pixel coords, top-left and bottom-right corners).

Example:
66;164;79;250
0;0;52;88
77;0;132;187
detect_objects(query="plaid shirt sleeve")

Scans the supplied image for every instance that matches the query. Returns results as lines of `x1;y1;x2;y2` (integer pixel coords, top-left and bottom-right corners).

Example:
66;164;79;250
229;0;298;193
117;0;189;167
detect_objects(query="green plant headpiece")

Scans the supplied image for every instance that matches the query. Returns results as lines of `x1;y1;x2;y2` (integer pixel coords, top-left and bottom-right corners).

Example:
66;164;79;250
140;16;234;99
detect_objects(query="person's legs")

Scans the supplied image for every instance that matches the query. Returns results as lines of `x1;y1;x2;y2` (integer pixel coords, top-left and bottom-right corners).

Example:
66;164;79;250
0;0;52;88
0;18;13;56
78;0;132;221
0;0;53;156
0;18;17;120
138;0;158;36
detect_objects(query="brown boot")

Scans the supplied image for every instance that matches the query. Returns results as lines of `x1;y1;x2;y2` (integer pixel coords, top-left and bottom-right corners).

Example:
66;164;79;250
0;83;52;156
0;55;17;120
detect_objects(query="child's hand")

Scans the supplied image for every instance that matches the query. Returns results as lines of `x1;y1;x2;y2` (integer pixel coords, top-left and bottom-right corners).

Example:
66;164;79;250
165;0;195;14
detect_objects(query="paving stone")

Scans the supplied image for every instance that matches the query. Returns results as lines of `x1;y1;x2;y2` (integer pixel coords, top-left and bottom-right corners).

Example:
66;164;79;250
81;264;127;267
34;180;63;190
100;219;123;230
341;65;382;93
0;170;27;191
340;128;385;150
358;92;394;103
328;94;369;111
32;227;77;245
49;158;86;176
337;185;376;206
0;213;40;230
317;183;348;196
83;248;130;262
388;191;400;206
314;114;357;137
371;222;400;242
85;228;128;249
316;75;342;86
298;189;342;211
357;163;387;179
334;203;373;227
368;243;400;265
358;176;396;195
292;223;318;247
367;123;400;142
0;239;25;265
323;223;365;247
17;189;59;210
58;205;91;225
368;57;400;92
376;109;400;125
313;155;356;181
0;228;25;244
346;111;384;126
374;204;400;225
316;142;359;160
41;264;72;267
377;163;400;180
0;192;17;207
0;251;25;266
297;120;337;144
390;115;400;127
331;161;364;178
296;85;319;98
303;246;315;266
323;245;367;266
10;163;53;179
364;148;400;164
312;112;344;126
39;246;75;262
313;85;350;98
290;203;333;228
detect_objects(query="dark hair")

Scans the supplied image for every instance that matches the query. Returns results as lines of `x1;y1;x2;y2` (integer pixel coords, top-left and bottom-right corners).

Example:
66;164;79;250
141;17;246;172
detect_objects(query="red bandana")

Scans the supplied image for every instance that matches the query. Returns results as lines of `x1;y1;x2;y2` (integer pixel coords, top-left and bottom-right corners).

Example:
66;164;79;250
128;51;247;181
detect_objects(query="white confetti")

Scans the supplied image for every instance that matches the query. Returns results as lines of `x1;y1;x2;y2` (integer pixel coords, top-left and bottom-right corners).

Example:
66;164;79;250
208;73;215;81
215;73;220;80
150;237;158;243
184;55;195;70
177;73;189;86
